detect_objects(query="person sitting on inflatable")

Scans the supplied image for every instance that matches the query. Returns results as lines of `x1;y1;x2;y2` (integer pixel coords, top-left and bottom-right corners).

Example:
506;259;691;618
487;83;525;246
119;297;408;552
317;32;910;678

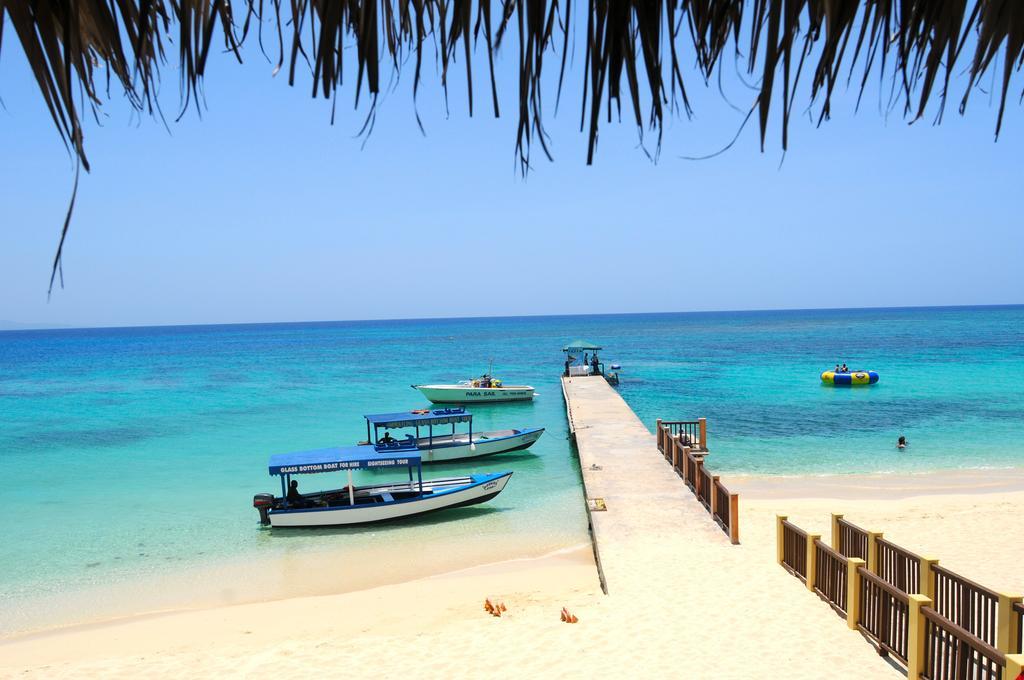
840;363;848;372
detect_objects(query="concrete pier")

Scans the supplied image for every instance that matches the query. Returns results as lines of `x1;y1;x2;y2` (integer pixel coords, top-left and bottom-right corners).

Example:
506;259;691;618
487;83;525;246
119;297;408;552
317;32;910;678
561;375;724;592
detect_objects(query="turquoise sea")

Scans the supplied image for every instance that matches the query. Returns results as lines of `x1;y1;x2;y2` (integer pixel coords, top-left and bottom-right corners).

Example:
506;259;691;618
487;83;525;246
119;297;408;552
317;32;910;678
2;305;1022;633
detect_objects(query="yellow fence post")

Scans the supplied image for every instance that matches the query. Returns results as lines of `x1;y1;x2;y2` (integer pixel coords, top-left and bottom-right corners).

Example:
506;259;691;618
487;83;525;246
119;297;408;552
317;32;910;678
846;558;865;630
831;513;844;551
907;594;932;680
698;417;707;450
806;533;820;592
919;556;939;600
656;419;662;451
866;531;883;573
729;494;740;545
776;515;787;566
997;593;1024;656
1004;654;1024;680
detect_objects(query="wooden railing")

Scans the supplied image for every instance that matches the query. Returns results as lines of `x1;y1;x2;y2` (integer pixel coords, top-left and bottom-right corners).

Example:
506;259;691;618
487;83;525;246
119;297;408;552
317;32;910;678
781;515;1024;678
656;420;738;544
697;465;712;510
712;477;739;544
836;517;869;561
782;520;808;582
859;566;910;664
921;606;1006;680
877;536;922;594
655;419;706;451
933;564;1000;649
813;539;848;615
684;452;698;491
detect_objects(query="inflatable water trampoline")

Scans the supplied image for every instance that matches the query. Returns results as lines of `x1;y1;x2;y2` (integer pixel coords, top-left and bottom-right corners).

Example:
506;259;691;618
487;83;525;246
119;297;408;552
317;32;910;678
821;370;879;386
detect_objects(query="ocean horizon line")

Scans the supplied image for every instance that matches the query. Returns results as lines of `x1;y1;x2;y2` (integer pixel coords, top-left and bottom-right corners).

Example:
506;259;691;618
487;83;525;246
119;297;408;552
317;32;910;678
3;301;1022;334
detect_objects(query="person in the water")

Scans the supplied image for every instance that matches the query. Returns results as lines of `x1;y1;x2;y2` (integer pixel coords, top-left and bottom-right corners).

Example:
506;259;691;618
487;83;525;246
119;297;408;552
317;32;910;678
897;435;908;450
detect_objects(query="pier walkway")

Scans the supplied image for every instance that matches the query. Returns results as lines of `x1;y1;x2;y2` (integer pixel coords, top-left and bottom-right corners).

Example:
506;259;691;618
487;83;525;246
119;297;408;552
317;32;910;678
561;374;900;677
562;375;723;592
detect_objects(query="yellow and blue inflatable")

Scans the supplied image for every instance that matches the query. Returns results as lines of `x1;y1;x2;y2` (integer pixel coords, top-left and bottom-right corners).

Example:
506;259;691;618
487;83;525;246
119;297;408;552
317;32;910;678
821;370;878;386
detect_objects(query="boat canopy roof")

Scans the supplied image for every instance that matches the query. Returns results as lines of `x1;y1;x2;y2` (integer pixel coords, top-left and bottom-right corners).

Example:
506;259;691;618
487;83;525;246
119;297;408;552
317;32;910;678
268;445;420;476
562;339;603;352
364;408;472;429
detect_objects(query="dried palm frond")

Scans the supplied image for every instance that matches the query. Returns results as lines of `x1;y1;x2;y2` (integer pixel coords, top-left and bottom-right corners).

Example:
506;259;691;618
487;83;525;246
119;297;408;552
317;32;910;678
1;1;1021;290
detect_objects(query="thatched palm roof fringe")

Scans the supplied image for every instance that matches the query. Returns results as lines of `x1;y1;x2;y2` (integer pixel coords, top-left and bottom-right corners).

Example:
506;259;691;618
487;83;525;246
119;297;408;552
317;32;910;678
0;1;1020;291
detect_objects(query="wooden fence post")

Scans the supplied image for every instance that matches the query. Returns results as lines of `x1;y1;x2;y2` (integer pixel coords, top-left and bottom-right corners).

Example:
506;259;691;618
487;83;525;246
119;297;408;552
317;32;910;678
997;593;1024;656
806;533;820;592
694;458;704;499
776;515;787;566
698;417;707;450
670;436;679;468
729;494;740;545
866;531;883;573
656;419;662;451
919;556;939;600
682;446;691;484
846;558;865;630
831;513;843;551
710;475;719;517
907;594;932;680
1004;654;1024;680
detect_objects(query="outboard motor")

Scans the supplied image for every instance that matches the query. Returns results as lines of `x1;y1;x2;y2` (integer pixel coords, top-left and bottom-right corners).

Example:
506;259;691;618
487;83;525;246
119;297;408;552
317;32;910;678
253;493;274;525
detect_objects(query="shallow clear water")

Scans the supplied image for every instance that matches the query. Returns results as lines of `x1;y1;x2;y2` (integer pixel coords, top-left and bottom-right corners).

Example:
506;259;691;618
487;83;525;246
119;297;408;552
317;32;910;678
1;306;1022;632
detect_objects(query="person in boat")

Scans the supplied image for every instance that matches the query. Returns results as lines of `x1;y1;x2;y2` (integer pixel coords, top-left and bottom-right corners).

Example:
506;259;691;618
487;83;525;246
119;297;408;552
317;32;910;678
897;435;908;450
583;352;589;368
379;431;395;445
287;479;309;508
591;353;599;374
564;359;570;377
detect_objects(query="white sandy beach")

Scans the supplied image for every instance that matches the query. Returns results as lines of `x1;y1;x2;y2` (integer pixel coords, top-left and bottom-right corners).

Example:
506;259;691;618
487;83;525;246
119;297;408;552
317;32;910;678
3;469;1022;679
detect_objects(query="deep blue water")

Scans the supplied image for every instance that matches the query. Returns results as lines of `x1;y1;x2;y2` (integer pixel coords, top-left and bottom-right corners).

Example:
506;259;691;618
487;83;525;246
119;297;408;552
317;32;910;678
1;305;1022;631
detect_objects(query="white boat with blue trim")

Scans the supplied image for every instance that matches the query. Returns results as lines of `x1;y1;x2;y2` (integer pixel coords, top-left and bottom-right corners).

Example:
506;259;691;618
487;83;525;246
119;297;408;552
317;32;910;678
253;447;512;528
362;408;543;463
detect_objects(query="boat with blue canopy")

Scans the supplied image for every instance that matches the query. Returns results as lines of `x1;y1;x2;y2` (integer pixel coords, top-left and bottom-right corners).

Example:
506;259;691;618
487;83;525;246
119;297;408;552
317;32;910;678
361;407;544;463
253;446;512;528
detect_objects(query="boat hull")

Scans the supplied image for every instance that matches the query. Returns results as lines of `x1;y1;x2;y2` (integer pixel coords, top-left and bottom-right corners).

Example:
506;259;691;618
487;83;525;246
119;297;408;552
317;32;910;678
418;427;544;463
268;472;511;527
414;384;536;403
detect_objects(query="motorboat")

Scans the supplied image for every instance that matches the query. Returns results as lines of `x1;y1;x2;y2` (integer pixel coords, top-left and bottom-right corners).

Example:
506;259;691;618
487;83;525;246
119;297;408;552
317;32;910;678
253;446;512;528
363;408;543;463
412;374;536;403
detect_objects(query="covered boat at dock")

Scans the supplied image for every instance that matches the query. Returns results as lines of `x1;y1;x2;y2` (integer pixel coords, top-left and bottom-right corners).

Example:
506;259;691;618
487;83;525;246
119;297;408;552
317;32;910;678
253;446;512;528
363;408;543;463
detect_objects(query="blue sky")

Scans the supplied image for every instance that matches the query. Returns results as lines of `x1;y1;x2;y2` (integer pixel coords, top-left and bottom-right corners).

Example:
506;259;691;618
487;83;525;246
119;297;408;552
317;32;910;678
1;17;1021;328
